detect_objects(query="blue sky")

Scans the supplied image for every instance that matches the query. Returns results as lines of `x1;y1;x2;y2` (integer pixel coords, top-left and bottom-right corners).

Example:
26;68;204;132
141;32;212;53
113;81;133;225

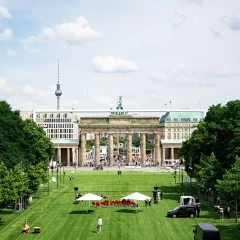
0;0;240;112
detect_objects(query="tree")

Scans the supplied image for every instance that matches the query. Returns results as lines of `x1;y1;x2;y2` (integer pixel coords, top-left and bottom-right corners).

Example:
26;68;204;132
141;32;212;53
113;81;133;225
22;119;54;166
180;100;240;177
0;101;26;168
215;156;240;223
26;161;48;194
195;153;223;191
86;139;94;152
100;137;108;146
0;161;18;208
0;101;54;168
179;121;214;175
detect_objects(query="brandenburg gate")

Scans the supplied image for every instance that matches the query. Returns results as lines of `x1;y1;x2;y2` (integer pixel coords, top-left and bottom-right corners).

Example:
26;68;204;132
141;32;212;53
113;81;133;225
78;115;162;167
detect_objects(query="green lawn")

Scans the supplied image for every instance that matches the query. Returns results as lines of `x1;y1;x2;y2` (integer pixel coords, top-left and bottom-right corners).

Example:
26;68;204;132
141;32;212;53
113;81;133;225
0;170;239;240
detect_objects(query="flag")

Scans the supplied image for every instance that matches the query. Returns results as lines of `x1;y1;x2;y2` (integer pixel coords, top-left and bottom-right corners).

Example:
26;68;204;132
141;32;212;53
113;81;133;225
72;108;74;110
164;103;167;106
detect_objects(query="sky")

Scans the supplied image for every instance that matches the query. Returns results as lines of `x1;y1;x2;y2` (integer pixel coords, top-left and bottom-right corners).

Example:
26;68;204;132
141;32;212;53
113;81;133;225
0;0;240;114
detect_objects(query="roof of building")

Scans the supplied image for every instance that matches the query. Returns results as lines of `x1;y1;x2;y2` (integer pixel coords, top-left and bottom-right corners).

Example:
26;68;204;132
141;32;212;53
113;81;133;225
159;111;204;124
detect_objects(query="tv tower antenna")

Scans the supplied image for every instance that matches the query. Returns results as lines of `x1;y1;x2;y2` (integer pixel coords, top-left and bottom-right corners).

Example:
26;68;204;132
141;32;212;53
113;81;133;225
55;59;62;110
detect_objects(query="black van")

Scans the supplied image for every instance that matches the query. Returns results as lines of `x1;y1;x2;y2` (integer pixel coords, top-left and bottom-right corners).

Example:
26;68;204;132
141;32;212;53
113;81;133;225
167;205;196;218
193;223;220;240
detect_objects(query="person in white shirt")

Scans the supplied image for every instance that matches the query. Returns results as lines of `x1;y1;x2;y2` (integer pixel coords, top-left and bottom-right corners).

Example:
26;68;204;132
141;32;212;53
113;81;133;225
97;217;102;233
219;206;224;220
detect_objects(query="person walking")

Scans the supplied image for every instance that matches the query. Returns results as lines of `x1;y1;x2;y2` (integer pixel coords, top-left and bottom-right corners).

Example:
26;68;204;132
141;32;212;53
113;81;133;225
196;204;201;217
97;217;102;233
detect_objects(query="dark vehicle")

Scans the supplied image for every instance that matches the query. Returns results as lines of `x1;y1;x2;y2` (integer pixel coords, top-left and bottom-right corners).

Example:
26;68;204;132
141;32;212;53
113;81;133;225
167;205;196;218
193;223;220;240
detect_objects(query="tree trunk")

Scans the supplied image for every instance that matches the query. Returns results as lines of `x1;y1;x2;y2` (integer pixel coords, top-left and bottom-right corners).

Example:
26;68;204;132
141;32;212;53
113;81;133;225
235;203;238;223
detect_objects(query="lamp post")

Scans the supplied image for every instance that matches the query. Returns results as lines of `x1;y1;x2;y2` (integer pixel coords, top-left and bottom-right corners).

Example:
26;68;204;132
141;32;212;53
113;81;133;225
189;157;193;194
48;158;50;196
63;165;65;183
59;163;62;181
56;164;59;189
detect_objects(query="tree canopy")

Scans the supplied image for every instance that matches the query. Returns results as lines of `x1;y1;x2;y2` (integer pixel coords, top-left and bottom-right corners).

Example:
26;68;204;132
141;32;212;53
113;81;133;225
0;101;54;207
0;101;54;168
180;100;240;177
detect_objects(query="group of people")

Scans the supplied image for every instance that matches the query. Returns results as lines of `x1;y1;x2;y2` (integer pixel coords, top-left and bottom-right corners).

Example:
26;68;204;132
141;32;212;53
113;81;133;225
212;196;231;219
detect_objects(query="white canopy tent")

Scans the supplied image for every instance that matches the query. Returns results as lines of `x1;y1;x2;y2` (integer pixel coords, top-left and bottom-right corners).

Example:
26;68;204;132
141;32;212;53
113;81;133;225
121;192;151;212
76;193;103;210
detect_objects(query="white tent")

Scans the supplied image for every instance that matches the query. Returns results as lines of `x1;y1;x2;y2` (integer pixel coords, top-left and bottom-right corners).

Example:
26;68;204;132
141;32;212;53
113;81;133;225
76;193;103;210
122;192;151;201
121;192;151;212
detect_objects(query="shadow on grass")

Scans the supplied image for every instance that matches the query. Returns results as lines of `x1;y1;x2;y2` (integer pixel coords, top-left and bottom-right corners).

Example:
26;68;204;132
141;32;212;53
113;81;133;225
114;209;143;213
69;210;94;214
0;209;15;214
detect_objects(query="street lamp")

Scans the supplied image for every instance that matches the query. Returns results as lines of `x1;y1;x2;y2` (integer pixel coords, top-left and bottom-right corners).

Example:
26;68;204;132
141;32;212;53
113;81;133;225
47;158;50;196
189;157;193;194
56;164;59;189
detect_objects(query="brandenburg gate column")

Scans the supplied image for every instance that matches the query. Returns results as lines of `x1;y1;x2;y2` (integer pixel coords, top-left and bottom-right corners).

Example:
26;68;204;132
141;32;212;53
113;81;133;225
140;133;146;167
154;133;160;165
67;148;70;167
127;133;132;165
171;147;174;160
58;148;61;163
95;133;100;166
116;133;120;156
162;148;166;166
80;133;87;167
108;133;114;167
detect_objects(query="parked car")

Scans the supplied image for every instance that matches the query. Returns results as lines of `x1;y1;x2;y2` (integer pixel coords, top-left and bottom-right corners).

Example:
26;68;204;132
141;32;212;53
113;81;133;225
167;205;196;218
193;223;220;240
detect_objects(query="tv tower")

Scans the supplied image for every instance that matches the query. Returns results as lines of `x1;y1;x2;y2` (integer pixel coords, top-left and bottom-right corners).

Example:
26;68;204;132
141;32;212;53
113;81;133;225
55;59;62;110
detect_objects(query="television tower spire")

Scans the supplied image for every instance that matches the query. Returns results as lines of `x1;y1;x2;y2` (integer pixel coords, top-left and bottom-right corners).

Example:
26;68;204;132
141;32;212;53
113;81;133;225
55;59;62;110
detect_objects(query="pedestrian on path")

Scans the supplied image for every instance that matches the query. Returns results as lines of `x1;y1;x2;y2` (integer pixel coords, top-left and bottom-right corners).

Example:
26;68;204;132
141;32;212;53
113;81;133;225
196;204;201;217
97;217;102;233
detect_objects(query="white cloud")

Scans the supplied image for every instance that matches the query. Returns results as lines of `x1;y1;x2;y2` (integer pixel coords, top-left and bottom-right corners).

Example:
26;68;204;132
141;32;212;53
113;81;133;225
0;28;12;41
7;48;16;56
92;56;138;73
23;16;100;47
151;68;216;86
0;6;12;19
0;77;12;92
170;13;186;27
221;14;240;31
22;85;44;96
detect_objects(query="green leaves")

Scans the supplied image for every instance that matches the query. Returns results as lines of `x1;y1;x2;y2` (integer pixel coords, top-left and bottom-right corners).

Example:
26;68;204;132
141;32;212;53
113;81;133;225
215;156;240;204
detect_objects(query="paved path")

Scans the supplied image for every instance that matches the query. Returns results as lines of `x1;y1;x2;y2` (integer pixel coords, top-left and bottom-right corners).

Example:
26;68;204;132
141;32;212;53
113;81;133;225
62;166;174;172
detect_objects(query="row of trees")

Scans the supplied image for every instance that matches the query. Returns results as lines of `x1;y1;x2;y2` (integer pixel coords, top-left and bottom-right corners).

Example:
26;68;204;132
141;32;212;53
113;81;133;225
0;101;54;208
179;100;240;220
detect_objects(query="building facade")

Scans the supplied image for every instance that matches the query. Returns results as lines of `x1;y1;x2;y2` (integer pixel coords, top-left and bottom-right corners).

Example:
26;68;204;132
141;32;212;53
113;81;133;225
20;111;79;166
20;110;203;167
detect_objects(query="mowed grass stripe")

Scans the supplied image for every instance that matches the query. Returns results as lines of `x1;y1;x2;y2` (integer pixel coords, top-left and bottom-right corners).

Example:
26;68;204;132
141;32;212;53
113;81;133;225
0;171;239;240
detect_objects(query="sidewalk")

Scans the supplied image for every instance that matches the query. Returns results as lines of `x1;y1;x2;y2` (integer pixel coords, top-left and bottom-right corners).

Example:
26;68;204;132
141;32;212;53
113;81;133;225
63;166;172;172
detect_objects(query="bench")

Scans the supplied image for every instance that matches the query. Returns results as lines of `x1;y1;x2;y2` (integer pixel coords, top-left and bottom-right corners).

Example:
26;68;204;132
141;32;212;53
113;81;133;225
34;227;41;233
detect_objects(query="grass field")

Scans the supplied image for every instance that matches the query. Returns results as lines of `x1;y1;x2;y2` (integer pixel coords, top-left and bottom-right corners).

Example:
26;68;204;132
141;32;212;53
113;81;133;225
0;170;239;240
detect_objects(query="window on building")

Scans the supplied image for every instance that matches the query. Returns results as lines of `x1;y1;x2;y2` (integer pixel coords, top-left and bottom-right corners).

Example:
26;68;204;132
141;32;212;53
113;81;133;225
174;118;178;122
